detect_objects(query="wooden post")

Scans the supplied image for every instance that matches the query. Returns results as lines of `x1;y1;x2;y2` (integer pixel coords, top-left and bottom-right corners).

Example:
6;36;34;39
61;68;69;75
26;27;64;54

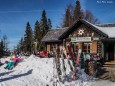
102;42;104;58
114;44;115;60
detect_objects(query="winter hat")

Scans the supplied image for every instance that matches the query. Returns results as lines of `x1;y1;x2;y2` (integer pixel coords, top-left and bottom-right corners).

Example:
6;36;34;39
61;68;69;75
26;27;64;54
10;58;13;61
5;61;8;64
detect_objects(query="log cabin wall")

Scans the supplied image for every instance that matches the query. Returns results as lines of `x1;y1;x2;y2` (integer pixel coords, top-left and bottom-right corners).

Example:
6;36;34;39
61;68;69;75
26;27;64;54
47;44;50;52
45;24;104;55
46;43;62;52
66;41;69;52
64;24;101;54
92;41;97;53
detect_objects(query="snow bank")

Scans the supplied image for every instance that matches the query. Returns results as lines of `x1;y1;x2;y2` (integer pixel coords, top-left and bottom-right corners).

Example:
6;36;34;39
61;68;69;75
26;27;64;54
0;55;115;86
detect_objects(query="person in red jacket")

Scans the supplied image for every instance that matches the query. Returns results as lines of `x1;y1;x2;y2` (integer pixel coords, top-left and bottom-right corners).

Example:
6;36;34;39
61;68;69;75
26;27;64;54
41;50;50;57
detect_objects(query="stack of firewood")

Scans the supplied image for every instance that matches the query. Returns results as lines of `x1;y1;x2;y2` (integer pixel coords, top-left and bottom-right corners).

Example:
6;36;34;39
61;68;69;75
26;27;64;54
85;61;98;77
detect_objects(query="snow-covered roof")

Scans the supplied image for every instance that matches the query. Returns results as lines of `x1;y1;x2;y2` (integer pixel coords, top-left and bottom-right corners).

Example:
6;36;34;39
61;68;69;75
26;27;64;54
97;26;115;38
96;23;115;27
84;20;115;38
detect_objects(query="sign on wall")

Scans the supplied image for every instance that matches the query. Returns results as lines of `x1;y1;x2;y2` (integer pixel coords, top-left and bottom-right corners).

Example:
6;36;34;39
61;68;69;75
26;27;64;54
71;38;77;42
93;37;99;41
71;37;91;42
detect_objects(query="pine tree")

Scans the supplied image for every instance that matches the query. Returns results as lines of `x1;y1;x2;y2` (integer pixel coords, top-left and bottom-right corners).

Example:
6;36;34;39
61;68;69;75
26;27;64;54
39;10;50;50
63;6;71;27
62;4;74;27
40;10;48;35
62;1;99;27
2;35;8;52
74;0;83;21
34;20;40;41
0;40;5;57
23;22;33;54
18;37;24;53
34;20;42;51
16;44;20;55
47;18;52;30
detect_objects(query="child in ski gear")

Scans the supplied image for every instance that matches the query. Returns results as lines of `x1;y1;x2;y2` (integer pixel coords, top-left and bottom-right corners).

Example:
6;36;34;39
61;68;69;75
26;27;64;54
4;58;15;70
5;61;8;64
13;56;22;66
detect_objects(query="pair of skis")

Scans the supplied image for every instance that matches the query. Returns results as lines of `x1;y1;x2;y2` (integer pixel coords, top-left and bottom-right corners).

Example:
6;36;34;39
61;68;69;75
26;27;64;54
53;46;62;83
54;45;72;82
53;43;82;82
59;47;66;83
72;49;82;80
67;44;82;80
53;46;67;82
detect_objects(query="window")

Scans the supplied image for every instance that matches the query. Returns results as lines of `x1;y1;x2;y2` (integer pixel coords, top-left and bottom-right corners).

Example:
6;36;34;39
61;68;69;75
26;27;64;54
70;43;79;52
50;44;53;51
83;43;92;53
50;44;56;51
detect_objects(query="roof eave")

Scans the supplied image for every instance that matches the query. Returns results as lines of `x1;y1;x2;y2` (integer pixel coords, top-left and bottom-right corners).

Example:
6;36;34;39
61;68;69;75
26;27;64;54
59;19;109;39
41;40;61;43
81;20;108;37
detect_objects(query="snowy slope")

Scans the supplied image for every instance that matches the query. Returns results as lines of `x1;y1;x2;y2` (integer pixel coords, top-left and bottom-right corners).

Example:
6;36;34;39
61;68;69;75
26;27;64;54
0;55;115;86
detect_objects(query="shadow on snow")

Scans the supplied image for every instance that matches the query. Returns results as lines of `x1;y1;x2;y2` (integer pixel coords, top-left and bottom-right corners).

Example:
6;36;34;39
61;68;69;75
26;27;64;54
0;71;14;77
0;69;33;82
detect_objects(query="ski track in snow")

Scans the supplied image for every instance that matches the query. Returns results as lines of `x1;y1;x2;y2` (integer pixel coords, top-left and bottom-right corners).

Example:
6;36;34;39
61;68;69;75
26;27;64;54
0;55;115;86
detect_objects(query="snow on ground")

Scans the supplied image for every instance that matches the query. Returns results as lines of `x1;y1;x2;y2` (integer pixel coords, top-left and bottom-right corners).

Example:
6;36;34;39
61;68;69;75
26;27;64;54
0;55;115;86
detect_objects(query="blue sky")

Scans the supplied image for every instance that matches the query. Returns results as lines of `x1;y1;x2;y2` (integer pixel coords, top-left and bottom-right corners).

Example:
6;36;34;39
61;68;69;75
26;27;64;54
0;0;114;50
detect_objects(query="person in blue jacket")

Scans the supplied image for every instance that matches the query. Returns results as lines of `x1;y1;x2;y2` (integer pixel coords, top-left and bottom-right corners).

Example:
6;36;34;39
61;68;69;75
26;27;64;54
4;58;15;70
